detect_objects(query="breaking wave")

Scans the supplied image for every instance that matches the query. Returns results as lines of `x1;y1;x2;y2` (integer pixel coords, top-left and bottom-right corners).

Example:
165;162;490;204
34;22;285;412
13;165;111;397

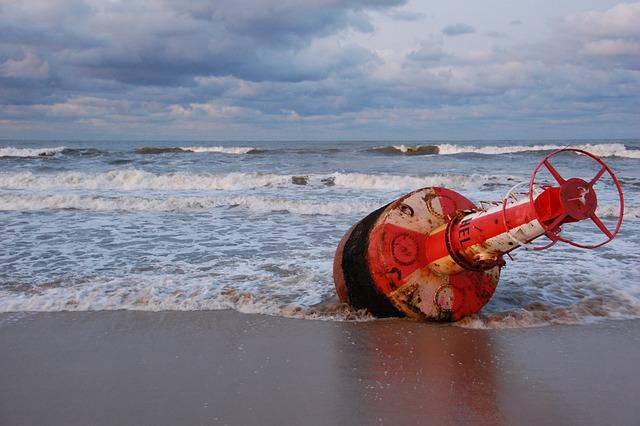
0;170;290;191
370;143;640;158
135;146;258;155
456;292;640;329
0;193;382;215
331;172;515;190
599;204;639;219
0;146;66;157
1;191;633;220
182;145;259;154
0;170;517;192
1;275;637;327
0;278;374;321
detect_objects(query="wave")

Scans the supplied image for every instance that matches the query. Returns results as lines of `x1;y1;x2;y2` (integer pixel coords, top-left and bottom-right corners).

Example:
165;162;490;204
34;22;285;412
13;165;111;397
456;292;640;329
438;143;640;158
370;143;640;158
1;191;633;220
0;170;291;191
135;146;258;155
182;146;259;154
598;205;639;219
0;146;66;157
0;170;517;192
330;172;516;190
0;193;382;215
0;277;374;321
1;276;637;327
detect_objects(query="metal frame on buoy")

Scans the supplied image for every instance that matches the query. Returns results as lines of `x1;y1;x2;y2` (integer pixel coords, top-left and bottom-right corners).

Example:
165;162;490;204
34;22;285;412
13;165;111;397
333;148;624;321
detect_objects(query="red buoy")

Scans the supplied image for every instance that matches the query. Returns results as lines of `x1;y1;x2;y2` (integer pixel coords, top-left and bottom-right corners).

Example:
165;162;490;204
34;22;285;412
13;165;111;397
333;148;624;321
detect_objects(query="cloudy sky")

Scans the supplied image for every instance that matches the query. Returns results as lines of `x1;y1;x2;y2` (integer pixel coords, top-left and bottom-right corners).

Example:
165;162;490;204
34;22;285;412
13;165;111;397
0;0;638;140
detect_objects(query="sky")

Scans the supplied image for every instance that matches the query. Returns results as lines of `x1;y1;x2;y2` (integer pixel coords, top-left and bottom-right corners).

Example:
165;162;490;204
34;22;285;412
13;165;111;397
0;0;639;141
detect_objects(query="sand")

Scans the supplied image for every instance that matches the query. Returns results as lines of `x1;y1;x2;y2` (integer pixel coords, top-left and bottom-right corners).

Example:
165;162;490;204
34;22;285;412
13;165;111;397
1;311;638;425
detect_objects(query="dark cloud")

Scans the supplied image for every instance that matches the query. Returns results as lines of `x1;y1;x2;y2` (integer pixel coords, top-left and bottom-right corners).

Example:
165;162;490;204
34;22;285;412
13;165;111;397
0;0;402;89
0;1;638;139
442;23;476;36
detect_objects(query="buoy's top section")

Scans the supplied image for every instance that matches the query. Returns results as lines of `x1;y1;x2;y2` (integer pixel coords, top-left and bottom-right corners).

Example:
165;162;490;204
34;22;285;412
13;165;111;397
529;148;624;249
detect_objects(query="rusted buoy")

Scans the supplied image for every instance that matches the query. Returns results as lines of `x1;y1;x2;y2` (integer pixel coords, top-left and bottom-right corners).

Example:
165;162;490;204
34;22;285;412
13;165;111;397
334;149;624;321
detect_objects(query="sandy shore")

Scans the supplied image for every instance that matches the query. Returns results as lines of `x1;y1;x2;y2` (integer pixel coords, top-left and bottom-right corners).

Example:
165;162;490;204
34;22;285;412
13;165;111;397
1;311;638;425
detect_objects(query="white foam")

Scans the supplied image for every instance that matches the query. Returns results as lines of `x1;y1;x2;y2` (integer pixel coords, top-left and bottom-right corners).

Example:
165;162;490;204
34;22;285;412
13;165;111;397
330;172;515;191
456;291;640;329
0;264;376;322
2;274;637;327
0;170;290;191
436;143;640;158
0;280;374;321
0;170;516;192
0;146;65;157
597;204;639;219
0;193;382;215
182;146;256;154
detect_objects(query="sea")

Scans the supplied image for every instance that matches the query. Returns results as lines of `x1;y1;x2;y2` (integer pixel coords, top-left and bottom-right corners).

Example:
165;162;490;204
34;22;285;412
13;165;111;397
1;139;638;328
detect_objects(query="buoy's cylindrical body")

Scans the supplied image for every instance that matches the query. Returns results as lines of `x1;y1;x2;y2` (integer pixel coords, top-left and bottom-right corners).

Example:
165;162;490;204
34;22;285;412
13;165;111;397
333;185;569;321
333;187;502;321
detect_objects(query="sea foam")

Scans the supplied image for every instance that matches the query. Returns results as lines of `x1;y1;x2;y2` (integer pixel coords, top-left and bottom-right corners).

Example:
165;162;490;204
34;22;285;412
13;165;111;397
0;193;383;215
0;170;517;192
182;146;257;154
0;146;66;157
371;143;640;158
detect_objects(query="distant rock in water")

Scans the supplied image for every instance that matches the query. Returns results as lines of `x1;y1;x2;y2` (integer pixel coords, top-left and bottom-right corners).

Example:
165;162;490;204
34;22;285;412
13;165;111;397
368;144;440;156
291;176;309;185
135;147;187;154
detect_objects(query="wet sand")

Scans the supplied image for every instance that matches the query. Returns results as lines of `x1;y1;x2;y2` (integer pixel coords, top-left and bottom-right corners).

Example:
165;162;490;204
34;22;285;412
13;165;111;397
1;311;638;425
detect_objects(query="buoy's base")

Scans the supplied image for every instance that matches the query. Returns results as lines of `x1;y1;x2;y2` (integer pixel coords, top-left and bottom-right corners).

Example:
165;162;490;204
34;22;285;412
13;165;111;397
333;187;501;321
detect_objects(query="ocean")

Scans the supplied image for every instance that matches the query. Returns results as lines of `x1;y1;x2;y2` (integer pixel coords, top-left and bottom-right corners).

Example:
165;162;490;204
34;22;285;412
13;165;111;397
1;139;638;328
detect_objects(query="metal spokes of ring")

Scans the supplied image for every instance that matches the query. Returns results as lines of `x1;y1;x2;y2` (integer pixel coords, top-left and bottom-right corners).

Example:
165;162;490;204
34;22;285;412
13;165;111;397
529;148;624;249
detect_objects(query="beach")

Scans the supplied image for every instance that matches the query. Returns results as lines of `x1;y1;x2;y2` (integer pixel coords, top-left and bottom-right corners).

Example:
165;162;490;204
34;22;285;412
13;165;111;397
1;140;639;424
1;311;638;425
2;0;640;423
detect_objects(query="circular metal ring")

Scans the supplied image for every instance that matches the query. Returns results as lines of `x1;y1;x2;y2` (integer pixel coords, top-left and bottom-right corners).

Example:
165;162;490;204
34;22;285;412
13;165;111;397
529;148;624;249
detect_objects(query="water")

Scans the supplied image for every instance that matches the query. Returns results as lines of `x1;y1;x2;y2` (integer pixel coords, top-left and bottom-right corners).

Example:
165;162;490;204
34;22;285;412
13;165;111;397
1;139;638;328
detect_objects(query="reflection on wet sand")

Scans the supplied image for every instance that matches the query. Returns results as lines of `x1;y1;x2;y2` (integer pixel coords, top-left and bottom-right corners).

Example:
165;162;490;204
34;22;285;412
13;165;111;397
331;319;575;425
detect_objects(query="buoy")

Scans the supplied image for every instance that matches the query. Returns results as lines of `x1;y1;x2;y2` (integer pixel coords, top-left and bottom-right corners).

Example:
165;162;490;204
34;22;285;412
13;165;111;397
333;148;624;321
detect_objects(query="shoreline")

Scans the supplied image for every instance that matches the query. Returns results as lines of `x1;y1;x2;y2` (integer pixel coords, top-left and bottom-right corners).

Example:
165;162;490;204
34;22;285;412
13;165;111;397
1;311;639;425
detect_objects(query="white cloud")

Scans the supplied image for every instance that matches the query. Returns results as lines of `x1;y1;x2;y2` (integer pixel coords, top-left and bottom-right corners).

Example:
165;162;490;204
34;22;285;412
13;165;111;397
581;39;640;56
564;2;640;37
